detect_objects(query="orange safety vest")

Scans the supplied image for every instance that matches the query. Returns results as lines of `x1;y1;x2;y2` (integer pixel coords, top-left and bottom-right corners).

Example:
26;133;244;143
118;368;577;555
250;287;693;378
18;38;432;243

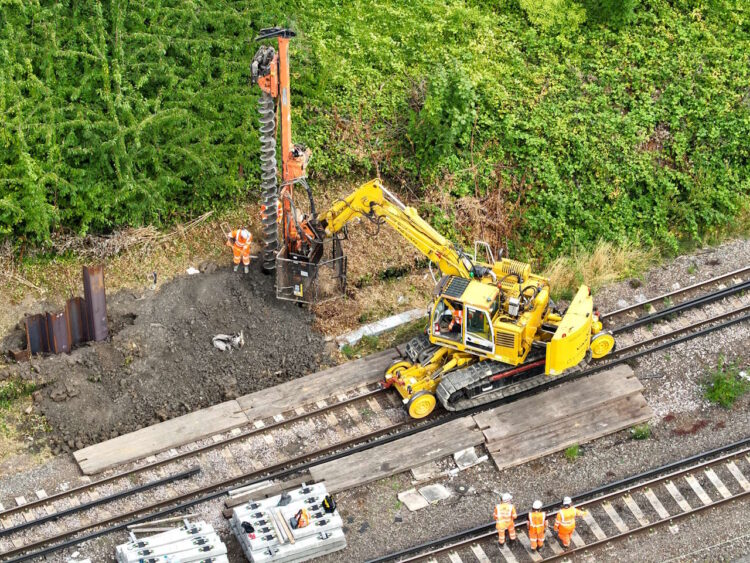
448;309;462;329
295;508;310;528
494;503;516;527
529;511;546;530
556;507;580;530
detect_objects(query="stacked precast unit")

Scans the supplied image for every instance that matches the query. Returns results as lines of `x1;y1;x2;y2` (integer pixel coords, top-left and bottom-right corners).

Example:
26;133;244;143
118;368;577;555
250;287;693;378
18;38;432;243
115;520;228;563
230;483;346;562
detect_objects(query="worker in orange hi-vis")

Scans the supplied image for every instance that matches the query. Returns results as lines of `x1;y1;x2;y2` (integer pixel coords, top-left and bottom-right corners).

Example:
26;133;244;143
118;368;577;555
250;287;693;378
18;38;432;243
528;500;547;550
554;497;587;548
226;228;252;274
494;493;517;546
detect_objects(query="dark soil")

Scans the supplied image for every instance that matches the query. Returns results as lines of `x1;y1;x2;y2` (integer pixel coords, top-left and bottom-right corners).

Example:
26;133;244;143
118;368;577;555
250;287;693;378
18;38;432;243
2;263;330;453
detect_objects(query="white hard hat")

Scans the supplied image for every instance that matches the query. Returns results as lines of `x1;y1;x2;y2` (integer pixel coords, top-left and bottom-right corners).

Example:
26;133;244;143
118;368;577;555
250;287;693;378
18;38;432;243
240;229;250;240
502;493;512;503
532;500;543;510
563;496;572;506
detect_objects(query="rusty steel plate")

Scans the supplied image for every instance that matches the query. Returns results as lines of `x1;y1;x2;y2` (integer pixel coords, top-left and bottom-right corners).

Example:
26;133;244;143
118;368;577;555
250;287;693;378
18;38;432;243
24;314;48;355
46;311;71;354
83;265;108;342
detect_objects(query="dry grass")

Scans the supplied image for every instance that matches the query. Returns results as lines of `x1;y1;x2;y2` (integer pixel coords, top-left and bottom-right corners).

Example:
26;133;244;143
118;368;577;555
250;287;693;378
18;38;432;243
543;241;658;300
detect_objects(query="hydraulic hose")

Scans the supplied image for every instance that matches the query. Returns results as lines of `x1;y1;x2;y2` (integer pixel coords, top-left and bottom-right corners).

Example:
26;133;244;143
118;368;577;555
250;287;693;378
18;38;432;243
258;91;278;273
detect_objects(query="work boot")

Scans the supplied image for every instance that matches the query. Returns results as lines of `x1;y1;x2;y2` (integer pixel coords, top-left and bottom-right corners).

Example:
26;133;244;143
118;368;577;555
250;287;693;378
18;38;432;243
244;265;249;274
233;264;239;272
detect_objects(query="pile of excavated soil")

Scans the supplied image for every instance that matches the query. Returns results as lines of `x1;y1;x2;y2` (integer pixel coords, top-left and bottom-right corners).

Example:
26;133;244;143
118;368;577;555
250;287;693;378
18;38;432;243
2;264;330;453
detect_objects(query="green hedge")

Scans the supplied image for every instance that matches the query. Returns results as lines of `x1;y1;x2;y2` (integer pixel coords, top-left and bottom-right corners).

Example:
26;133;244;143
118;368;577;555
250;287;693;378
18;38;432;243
1;0;748;259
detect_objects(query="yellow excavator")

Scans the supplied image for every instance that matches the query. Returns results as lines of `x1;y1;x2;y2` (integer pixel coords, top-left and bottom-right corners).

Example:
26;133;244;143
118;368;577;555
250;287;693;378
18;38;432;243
310;179;615;418
252;30;615;418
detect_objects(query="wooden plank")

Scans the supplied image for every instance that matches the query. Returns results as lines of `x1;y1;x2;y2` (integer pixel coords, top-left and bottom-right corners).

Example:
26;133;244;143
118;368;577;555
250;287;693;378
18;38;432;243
470;544;491;563
665;482;692;512
684;475;712;506
224;474;312;509
516;530;543;562
488;394;651;470
74;349;398;475
475;365;639;437
309;417;483;493
498;543;518;563
237;348;399;421
727;462;750;491
644;489;670;520
623;495;649;527
582;511;607;540
704;469;732;499
602;502;629;533
74;400;248;475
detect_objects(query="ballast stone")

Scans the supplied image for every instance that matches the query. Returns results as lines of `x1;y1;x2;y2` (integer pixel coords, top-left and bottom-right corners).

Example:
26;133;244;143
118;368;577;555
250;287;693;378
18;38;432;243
231;482;346;562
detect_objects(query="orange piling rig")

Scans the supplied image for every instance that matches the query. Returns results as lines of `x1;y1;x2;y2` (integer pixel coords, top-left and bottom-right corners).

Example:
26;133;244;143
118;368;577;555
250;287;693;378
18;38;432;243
252;27;313;271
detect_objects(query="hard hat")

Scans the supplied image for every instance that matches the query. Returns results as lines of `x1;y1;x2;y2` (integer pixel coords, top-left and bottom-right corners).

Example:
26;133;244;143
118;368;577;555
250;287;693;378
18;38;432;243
532;500;543;510
563;496;572;506
502;493;512;503
240;229;250;240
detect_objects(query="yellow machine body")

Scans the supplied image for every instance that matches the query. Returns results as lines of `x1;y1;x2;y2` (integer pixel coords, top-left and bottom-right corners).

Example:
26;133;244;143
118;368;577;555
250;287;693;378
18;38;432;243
315;179;614;418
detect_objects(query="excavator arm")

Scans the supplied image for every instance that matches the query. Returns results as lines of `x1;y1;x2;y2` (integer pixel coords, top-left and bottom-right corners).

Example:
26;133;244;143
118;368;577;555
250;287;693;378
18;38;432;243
315;179;475;279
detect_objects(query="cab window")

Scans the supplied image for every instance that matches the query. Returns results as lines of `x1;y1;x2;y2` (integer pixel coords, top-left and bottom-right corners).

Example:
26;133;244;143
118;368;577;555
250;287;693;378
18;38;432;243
432;297;462;342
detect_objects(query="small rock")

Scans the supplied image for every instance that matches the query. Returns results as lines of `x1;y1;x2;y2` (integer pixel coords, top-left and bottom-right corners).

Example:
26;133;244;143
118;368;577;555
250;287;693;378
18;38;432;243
616;299;628;309
634;293;647;304
75;439;84;450
24;405;33;415
394;513;403;523
671;282;681;291
358;522;369;533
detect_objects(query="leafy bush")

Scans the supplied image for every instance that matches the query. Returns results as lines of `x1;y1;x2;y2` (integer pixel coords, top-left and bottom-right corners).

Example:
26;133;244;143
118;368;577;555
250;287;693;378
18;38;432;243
0;0;747;262
703;357;748;409
0;380;37;410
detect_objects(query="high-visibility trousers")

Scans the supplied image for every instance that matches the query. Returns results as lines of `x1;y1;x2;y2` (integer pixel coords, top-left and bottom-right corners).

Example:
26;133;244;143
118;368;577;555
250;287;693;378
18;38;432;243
496;522;516;544
529;526;545;549
232;243;251;265
556;525;575;547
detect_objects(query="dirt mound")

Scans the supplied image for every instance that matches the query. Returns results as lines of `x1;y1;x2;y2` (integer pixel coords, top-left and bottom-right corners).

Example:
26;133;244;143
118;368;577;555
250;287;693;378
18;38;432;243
7;265;330;452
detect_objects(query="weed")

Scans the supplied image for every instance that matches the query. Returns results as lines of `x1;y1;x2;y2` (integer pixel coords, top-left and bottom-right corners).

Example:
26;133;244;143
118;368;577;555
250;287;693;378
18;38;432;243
544;241;657;301
564;444;580;461
703;356;748;409
663;353;671;362
341;344;357;360
0;380;37;410
361;334;380;350
630;424;651;440
662;297;673;308
687;263;698;275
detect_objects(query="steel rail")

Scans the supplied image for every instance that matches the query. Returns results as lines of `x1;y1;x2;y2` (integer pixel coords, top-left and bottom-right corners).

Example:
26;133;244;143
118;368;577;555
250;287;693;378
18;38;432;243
369;439;750;562
0;467;200;538
0;385;385;522
601;265;750;320
611;278;750;334
615;303;750;356
7;310;748;562
2;266;740;522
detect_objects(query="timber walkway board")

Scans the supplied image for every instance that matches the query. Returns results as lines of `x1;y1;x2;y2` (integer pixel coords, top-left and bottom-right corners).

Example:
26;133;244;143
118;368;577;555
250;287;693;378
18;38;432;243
74;348;399;475
474;365;652;471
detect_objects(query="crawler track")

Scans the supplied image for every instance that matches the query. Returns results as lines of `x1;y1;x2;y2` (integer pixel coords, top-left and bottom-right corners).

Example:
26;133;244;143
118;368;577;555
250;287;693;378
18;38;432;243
368;438;750;562
1;279;747;562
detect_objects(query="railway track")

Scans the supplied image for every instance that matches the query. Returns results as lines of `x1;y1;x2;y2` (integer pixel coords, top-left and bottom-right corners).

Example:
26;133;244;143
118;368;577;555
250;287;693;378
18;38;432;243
371;439;750;563
1;276;748;562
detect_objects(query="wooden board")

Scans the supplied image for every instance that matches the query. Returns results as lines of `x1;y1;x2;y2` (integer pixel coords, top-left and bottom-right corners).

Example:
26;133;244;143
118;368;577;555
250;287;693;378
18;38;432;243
477;365;642;444
74;400;248;475
487;393;652;470
309;417;484;493
237;348;399;421
74;348;400;475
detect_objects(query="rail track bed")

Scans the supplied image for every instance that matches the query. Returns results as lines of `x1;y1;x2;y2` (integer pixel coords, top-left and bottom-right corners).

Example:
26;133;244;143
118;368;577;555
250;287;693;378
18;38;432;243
374;440;750;563
0;274;747;562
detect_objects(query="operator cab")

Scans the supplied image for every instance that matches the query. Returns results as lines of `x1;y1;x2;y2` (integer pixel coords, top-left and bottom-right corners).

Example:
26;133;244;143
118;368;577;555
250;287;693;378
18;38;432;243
430;277;499;356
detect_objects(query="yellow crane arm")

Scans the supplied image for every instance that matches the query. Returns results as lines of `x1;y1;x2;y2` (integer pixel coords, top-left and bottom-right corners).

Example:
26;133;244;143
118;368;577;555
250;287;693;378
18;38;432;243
316;179;474;278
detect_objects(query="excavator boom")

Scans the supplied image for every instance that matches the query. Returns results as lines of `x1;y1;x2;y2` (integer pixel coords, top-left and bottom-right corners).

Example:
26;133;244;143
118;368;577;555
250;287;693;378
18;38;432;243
316;179;474;279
